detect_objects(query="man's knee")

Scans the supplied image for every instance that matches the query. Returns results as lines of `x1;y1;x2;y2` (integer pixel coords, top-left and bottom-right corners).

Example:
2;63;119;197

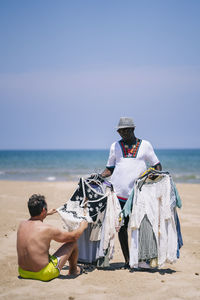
65;241;78;250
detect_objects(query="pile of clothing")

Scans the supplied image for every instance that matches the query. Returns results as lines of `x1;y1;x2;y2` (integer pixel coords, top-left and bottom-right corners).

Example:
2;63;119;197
122;169;183;269
57;174;121;267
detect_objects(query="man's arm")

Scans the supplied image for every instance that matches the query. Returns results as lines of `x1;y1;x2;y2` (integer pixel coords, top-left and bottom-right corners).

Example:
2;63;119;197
47;208;57;216
51;220;88;243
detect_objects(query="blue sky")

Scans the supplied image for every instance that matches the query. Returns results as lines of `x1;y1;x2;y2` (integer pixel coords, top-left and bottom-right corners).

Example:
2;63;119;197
0;0;200;149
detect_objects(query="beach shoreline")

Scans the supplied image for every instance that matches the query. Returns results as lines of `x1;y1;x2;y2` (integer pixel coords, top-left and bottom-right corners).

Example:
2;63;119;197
0;181;200;299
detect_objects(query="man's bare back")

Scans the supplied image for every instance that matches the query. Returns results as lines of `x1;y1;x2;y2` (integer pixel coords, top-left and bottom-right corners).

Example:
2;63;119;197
17;220;54;271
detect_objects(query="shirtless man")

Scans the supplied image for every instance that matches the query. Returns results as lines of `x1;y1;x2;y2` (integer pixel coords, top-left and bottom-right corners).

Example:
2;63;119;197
17;194;88;281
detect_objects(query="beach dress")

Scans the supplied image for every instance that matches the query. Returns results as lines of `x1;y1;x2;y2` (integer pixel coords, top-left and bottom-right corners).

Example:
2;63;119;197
122;169;183;268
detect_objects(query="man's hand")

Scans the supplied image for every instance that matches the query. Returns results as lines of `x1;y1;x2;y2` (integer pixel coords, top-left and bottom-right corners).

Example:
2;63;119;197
80;220;88;230
47;208;57;216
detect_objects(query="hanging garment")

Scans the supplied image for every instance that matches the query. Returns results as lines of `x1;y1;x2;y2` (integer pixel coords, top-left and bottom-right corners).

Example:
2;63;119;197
138;214;158;262
122;169;183;268
57;174;121;265
57;176;108;230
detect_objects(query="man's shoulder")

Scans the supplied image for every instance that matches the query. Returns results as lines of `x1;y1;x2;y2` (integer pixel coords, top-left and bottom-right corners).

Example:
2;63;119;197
40;222;55;232
111;140;118;145
18;220;55;232
140;140;157;156
109;141;119;149
34;223;61;241
140;139;152;147
112;140;124;146
19;220;27;226
40;223;61;235
18;219;29;230
110;140;124;151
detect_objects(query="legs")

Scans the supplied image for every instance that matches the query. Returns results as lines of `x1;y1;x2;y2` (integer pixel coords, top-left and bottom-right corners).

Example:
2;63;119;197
118;201;129;265
118;217;129;265
53;241;80;275
118;224;129;264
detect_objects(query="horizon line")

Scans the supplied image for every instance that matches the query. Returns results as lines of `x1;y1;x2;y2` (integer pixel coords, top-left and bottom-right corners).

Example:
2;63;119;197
0;147;200;151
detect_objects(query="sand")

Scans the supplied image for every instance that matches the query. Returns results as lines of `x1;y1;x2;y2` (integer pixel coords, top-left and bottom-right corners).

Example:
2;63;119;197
0;181;199;300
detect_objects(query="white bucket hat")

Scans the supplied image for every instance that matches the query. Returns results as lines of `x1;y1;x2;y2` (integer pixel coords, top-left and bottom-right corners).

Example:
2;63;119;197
117;117;136;130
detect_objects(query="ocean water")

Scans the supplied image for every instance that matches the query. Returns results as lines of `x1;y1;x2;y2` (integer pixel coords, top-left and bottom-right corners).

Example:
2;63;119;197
0;149;200;183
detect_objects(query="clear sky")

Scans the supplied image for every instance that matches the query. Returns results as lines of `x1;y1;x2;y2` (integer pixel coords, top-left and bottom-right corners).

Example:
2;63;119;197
0;0;200;149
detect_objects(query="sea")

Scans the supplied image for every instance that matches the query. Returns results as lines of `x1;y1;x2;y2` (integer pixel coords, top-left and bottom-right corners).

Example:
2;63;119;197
0;149;200;183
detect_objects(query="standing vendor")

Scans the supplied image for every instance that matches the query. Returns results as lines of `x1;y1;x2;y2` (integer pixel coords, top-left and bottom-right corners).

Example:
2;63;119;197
101;117;162;268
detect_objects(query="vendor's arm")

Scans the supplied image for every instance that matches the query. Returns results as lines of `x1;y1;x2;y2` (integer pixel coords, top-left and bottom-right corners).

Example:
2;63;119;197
101;167;114;178
101;143;116;178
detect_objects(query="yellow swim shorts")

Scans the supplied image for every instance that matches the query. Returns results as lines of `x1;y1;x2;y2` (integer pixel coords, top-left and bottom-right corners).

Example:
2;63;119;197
18;255;60;281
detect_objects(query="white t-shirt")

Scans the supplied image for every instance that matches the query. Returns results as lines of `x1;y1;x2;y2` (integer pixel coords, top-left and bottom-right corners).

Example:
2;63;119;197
106;139;160;199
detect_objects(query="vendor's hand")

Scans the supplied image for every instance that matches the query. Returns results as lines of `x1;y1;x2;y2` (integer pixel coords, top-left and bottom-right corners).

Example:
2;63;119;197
47;208;57;216
89;173;105;183
148;174;158;180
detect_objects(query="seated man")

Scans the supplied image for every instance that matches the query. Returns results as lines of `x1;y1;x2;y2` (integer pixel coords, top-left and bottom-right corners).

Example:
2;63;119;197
17;194;88;281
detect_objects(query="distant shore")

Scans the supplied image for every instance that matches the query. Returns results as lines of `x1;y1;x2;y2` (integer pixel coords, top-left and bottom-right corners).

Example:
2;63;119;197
0;181;200;300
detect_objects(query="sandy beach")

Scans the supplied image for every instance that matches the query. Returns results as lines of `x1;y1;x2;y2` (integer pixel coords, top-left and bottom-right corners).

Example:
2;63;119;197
0;181;199;300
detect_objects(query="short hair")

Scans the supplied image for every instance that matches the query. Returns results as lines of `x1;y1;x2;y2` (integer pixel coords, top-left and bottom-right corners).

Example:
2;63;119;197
28;194;47;217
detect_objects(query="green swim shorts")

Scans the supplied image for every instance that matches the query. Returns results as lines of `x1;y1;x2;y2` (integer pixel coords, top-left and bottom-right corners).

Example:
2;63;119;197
18;255;60;281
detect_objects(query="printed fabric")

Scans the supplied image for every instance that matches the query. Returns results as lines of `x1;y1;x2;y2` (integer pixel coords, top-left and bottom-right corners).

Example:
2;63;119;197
57;176;108;231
